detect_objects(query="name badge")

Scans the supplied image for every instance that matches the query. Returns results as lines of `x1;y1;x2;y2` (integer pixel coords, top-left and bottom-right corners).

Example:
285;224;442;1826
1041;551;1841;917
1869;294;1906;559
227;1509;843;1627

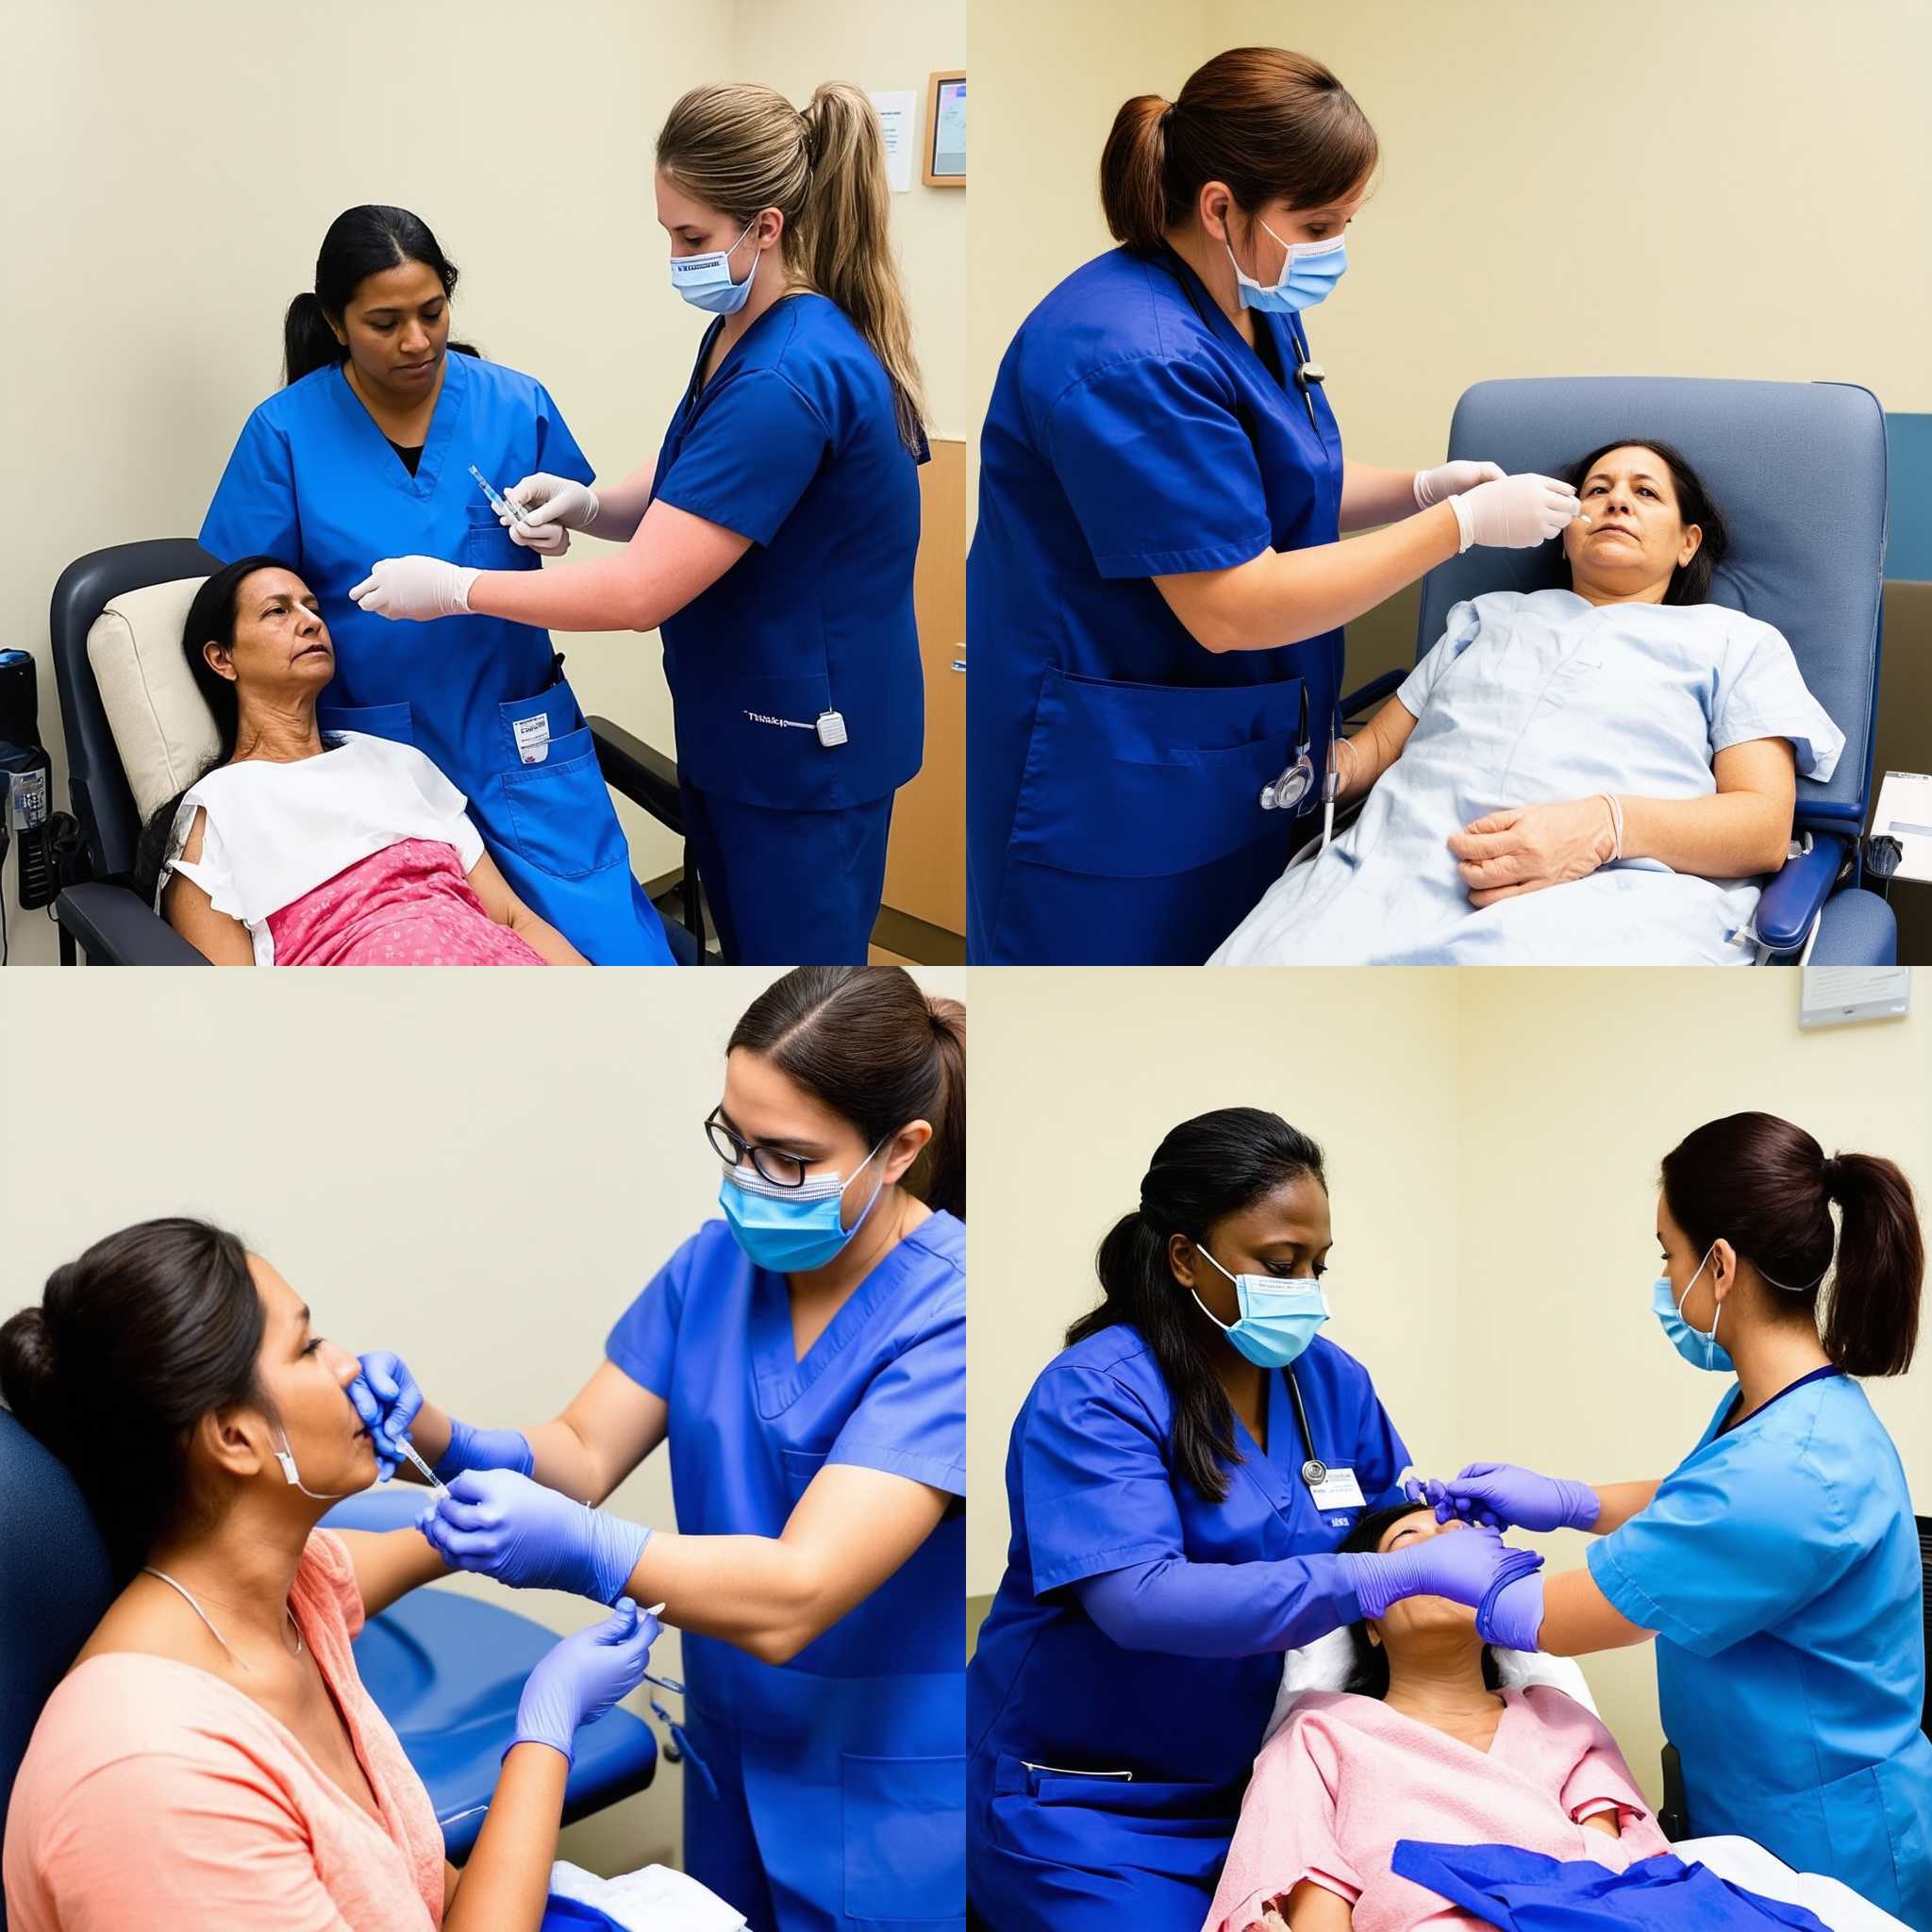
513;713;551;765
1307;1465;1366;1511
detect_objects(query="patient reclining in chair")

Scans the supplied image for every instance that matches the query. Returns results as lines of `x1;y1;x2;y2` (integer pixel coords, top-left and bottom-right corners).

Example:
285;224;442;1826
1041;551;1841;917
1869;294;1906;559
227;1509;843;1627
1212;441;1843;967
135;558;583;965
1205;1503;1671;1932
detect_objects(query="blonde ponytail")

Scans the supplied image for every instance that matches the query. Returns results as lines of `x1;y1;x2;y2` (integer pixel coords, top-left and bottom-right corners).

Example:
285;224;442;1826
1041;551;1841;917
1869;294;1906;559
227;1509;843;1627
658;81;926;454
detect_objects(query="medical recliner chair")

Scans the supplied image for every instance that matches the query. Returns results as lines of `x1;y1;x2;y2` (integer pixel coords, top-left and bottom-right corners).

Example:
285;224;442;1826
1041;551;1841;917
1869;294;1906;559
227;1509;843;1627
0;1409;654;1904
1341;377;1896;965
45;539;707;964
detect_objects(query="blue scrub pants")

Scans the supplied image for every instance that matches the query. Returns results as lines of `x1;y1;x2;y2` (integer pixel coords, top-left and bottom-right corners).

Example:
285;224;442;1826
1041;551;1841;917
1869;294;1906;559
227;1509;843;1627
681;786;893;965
681;1717;783;1932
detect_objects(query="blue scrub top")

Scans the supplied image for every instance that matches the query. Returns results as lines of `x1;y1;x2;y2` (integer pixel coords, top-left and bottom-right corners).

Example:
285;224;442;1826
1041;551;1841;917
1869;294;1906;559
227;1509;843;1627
608;1211;965;1929
968;1325;1407;1924
966;245;1346;963
1589;1370;1932;1923
651;293;925;812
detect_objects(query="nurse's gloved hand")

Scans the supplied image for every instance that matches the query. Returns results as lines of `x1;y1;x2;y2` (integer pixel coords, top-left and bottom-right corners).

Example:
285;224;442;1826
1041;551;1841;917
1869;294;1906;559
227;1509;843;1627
348;557;480;621
1446;473;1582;552
1436;1462;1601;1534
434;1415;536;1485
417;1468;650;1606
1339;1524;1541;1619
1413;459;1505;510
511;1599;660;1767
1475;1561;1547;1653
504;474;601;556
346;1352;424;1481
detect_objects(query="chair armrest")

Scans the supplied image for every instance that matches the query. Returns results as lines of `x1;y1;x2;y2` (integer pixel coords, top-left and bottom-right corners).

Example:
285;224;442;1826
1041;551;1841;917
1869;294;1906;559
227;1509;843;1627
55;882;210;965
1339;667;1407;723
1754;833;1848;956
590;717;682;832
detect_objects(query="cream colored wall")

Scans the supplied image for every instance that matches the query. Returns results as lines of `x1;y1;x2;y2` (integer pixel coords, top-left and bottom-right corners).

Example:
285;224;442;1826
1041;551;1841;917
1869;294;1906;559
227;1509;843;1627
970;967;1931;1808
969;0;1932;491
0;963;962;1874
0;0;963;966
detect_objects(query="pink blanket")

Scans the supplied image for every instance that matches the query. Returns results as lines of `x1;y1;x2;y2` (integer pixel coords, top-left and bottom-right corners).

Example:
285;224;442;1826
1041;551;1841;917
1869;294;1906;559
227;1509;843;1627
267;838;547;966
1206;1687;1670;1932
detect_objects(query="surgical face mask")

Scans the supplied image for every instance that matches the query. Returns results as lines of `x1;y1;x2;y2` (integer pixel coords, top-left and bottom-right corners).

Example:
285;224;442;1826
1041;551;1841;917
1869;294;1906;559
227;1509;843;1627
1191;1246;1330;1369
668;219;760;315
1652;1246;1735;1374
1224;217;1348;314
718;1140;889;1274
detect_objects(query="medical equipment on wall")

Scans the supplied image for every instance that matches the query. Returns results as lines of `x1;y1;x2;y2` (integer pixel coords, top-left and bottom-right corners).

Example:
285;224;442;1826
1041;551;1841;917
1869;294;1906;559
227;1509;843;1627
1259;683;1317;812
0;649;58;918
468;463;533;528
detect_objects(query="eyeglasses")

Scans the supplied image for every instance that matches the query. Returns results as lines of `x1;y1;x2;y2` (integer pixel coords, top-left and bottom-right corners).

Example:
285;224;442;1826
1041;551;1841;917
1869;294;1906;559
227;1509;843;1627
704;1106;810;1189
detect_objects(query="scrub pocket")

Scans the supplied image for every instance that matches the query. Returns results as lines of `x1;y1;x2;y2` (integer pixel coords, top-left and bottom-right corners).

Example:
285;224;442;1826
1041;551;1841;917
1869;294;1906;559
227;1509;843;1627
317;699;415;748
987;1752;1235;1876
496;685;626;881
461;500;536;572
841;1751;964;1924
779;1446;829;1502
1008;668;1306;877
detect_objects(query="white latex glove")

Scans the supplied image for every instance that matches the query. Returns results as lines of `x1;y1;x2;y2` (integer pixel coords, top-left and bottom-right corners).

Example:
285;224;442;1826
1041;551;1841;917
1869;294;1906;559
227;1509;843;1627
1413;459;1505;509
504;474;601;556
1447;473;1584;553
349;557;480;621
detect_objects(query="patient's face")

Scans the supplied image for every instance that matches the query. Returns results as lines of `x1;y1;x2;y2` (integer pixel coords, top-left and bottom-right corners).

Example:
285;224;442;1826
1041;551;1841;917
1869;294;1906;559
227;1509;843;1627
334;258;450;403
1176;1174;1332;1329
246;1255;377;1500
205;568;333;703
1562;444;1702;601
1369;1507;1482;1645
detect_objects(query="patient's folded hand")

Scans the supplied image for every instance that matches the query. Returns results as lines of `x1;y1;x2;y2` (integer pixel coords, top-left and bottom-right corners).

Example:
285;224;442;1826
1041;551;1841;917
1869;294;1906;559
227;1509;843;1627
1449;797;1618;907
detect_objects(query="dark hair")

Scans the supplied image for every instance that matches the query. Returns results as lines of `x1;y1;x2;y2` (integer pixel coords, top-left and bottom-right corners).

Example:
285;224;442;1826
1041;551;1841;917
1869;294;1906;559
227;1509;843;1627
1073;1108;1326;1503
1661;1111;1923;1377
1100;48;1378;255
728;967;965;1221
1563;439;1730;606
1339;1502;1502;1697
283;204;479;386
131;554;298;906
0;1219;269;1582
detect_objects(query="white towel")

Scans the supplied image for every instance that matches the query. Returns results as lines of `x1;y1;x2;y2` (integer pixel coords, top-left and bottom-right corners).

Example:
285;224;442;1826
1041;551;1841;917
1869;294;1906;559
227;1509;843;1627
548;1860;747;1932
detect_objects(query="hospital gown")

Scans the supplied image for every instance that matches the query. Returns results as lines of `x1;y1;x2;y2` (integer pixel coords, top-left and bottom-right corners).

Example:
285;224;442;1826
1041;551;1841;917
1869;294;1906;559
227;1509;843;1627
1210;591;1843;966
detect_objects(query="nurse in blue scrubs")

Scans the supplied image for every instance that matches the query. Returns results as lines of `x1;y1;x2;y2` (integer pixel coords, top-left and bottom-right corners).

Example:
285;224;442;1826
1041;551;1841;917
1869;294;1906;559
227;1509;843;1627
201;203;674;965
349;83;926;966
357;967;967;1932
968;46;1582;964
1426;1112;1932;1926
967;1108;1529;1932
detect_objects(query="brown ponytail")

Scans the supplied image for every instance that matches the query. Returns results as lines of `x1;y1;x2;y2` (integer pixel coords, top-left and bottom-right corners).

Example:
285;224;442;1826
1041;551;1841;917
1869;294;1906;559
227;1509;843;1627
1660;1112;1924;1378
1100;47;1378;254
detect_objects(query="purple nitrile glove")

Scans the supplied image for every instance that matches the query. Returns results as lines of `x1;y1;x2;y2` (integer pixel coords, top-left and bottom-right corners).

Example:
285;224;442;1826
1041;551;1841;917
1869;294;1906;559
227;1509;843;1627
1338;1525;1541;1620
1403;1474;1502;1530
433;1414;536;1484
510;1599;660;1767
417;1468;650;1606
1438;1462;1600;1534
1476;1555;1547;1652
346;1352;425;1481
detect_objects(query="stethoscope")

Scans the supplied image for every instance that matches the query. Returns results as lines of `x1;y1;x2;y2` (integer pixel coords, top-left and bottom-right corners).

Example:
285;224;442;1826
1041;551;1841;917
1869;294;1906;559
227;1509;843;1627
1286;312;1325;436
1257;683;1341;852
1284;1369;1329;1491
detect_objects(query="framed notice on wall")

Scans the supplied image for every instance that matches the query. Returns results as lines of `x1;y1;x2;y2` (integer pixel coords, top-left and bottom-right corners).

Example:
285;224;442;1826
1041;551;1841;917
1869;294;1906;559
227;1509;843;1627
924;71;965;187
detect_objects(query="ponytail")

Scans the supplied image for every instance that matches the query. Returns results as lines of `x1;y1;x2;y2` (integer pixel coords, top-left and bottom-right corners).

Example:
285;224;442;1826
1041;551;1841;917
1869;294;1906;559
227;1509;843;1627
1071;1108;1328;1503
1821;1153;1923;1376
1099;95;1174;254
657;81;926;455
283;291;345;385
922;996;967;1222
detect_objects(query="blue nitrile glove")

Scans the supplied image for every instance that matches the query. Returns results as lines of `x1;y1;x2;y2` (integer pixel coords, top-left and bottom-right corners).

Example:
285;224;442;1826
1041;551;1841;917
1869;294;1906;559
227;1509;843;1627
1424;1462;1600;1533
346;1352;425;1481
1339;1525;1541;1620
417;1468;650;1606
1475;1552;1548;1651
434;1413;536;1484
510;1599;660;1767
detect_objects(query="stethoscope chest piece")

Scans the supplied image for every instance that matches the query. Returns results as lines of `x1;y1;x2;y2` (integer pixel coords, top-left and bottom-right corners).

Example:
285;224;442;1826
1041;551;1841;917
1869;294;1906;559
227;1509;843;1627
1296;360;1325;389
1258;679;1316;813
1301;1457;1328;1488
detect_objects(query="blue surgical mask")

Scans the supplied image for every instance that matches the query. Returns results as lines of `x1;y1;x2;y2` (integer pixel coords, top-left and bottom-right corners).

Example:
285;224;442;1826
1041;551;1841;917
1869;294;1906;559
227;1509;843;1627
1192;1246;1330;1369
718;1141;887;1274
1225;219;1347;314
1652;1247;1734;1374
669;219;761;315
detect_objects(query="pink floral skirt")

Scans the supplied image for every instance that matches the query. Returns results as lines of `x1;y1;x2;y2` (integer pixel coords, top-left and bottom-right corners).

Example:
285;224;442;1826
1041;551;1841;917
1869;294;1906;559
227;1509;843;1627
266;839;549;966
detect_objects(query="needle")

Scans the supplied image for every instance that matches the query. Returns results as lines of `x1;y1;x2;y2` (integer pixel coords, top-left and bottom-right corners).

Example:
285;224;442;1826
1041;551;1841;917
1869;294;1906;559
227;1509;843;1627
391;1435;448;1498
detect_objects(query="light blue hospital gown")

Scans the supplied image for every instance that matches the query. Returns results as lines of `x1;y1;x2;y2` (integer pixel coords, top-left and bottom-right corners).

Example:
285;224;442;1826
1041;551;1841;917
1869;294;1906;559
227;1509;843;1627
1211;590;1843;965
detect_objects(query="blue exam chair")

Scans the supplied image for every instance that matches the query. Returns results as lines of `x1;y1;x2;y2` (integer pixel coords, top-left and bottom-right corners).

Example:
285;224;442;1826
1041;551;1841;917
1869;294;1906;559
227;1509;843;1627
0;1410;653;1912
1342;377;1895;964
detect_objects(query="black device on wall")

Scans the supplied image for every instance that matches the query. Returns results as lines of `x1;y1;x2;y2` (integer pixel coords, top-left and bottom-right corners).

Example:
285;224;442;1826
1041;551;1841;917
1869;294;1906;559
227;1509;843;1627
0;650;61;932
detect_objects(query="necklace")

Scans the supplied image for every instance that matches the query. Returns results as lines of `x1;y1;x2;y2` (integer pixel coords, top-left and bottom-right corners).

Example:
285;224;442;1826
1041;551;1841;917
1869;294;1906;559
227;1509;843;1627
141;1566;304;1669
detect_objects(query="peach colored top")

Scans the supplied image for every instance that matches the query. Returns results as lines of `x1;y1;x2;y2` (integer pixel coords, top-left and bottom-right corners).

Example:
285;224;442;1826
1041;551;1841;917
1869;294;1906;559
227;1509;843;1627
3;1531;445;1932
